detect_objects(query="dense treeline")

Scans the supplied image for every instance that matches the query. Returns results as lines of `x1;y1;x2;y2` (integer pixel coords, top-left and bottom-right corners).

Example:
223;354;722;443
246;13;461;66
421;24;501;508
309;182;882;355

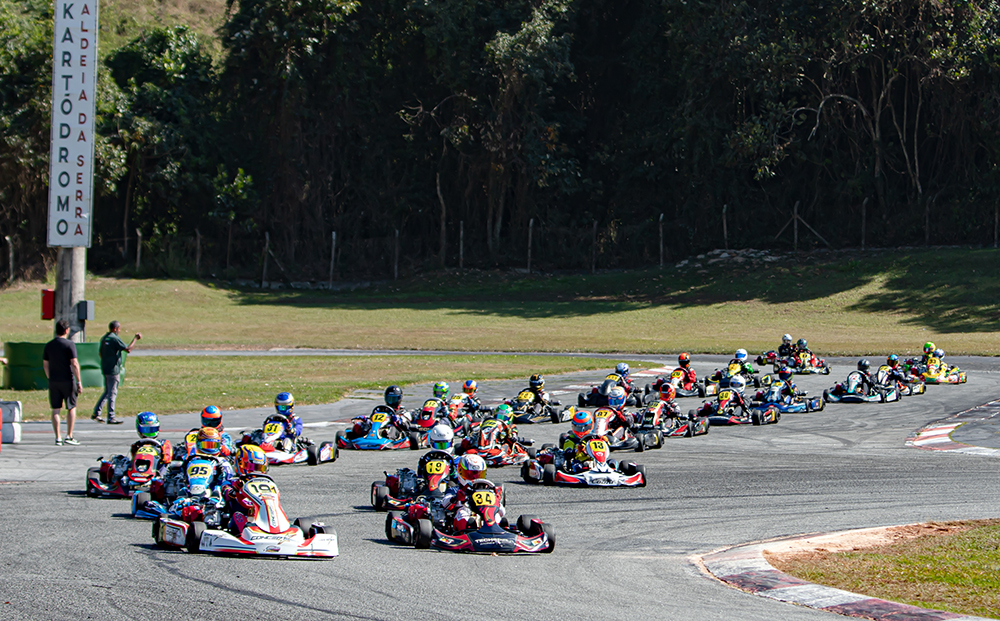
3;0;1000;279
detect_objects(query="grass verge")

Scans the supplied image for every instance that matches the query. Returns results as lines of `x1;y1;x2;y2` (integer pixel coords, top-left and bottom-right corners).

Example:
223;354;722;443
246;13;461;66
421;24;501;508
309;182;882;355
766;520;1000;619
1;355;635;421
2;247;998;355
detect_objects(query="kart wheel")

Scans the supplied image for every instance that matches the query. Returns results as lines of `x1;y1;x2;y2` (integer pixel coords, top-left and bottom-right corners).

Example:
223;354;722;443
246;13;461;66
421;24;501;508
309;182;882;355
414;519;433;549
186;521;205;554
644;383;651;396
823;389;831;403
294;517;315;535
697;384;706;398
335;430;348;447
132;491;152;517
619;462;636;475
407;431;422;450
86;468;101;497
517;514;541;536
685;420;695;437
309;525;327;537
526;447;537;460
578;394;587;407
752;376;761;388
541;522;556;553
306;445;319;466
151;518;163;545
373;485;390;511
636;464;647;487
542;464;556;486
520;461;533;483
635;436;645;452
541;443;555;450
751;411;762;426
325;442;338;462
385;511;403;542
651;430;664;448
549;409;561;424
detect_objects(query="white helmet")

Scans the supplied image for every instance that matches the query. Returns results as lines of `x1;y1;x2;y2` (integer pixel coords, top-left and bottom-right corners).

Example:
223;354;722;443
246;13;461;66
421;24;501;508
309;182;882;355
729;376;746;393
615;362;630;378
428;424;454;451
782;334;792;344
735;348;748;361
456;454;487;487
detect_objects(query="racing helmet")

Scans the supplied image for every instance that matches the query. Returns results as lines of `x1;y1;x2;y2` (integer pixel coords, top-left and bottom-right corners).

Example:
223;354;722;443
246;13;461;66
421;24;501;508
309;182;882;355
887;354;899;367
529;374;544;390
201;405;222;429
729;376;746;393
433;381;450;400
136;411;159;439
456;454;487;487
778;366;793;382
462;380;478;396
608;386;626;408
924;341;935;354
615;363;630;379
428;424;454;451
274;392;294;415
236;444;268;476
782;334;792;345
857;358;871;372
384;385;403;408
494;403;514;424
659;384;676;402
196;427;222;456
933;348;944;359
570;410;593;439
678;352;691;367
735;349;748;362
796;338;808;349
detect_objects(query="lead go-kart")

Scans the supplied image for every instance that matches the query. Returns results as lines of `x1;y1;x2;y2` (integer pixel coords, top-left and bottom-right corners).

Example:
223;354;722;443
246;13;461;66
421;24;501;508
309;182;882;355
644;368;708;402
521;436;647;487
752;379;825;413
240;415;338;466
508;390;573;424
694;388;779;425
706;362;761;391
371;449;455;512
86;440;165;498
153;474;338;558
905;356;967;385
635;399;709;439
756;350;832;375
336;406;425;451
385;479;554;554
824;369;900;403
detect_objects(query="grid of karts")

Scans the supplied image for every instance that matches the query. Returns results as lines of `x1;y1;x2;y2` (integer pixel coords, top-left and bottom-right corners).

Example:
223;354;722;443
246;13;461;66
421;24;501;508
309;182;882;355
84;345;966;558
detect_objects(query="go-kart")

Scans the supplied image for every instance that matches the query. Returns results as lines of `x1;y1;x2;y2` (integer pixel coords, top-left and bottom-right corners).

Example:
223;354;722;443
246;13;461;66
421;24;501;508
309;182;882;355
636;400;708;439
694;388;779;425
644;368;708;401
154;475;338;558
240;415;338;466
508;390;572;424
456;418;533;467
521;437;646;487
444;394;486;430
876;365;926;396
371;449;455;512
336;406;424;451
706;362;761;391
823;370;900;403
755;351;831;375
589;407;647;452
385;479;553;554
751;380;824;413
915;356;968;384
578;375;641;408
86;440;165;498
132;454;232;520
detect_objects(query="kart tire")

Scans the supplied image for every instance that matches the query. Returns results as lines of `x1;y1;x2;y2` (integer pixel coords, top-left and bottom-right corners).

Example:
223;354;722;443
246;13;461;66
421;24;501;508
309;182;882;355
407;431;422;450
542;464;556;486
685;420;695;437
132;491;152;517
635;436;645;453
578;394;587;407
86;468;101;497
753;376;761;389
520;461;533;483
644;383;651;396
186;521;205;554
619;462;636;475
823;389;831;403
751;411;762;426
541;522;556;553
414;519;433;549
307;445;319;466
373;485;390;511
335;430;348;447
294;517;314;535
541;443;555;450
517;514;541;536
549;409;561;424
151;518;162;545
385;511;403;542
697;384;706;398
327;442;339;462
636;464;647;487
309;525;327;537
526;447;537;460
651;430;664;448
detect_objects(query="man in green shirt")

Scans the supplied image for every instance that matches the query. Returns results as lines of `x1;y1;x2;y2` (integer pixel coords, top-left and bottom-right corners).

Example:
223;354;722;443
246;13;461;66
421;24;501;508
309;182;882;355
92;320;141;425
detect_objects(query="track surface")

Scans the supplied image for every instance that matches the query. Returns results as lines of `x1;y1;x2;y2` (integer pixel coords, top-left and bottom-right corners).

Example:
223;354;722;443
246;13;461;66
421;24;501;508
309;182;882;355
3;355;1000;621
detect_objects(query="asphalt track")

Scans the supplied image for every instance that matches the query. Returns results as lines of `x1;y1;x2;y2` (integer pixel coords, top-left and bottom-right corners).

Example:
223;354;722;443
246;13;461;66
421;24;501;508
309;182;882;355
3;354;1000;621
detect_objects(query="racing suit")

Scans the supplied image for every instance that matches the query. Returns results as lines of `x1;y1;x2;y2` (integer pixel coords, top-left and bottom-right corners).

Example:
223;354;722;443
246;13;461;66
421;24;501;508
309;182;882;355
276;411;304;441
520;386;558;407
675;366;698;390
857;371;888;398
186;427;235;458
130;438;173;465
223;474;277;534
442;484;505;532
658;399;682;418
778;343;795;358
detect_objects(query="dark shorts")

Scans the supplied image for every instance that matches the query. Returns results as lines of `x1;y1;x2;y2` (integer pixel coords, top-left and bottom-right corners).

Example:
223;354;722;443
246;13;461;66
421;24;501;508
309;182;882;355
49;380;77;410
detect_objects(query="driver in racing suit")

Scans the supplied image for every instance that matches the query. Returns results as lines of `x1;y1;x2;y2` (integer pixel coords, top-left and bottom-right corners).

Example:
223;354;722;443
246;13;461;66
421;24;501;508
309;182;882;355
187;406;235;458
656;385;682;418
604;386;638;431
674;353;697;390
130;411;173;469
170;427;234;517
722;376;754;416
224;444;272;535
520;374;560;407
777;334;795;359
855;359;888;398
441;454;505;531
272;392;304;448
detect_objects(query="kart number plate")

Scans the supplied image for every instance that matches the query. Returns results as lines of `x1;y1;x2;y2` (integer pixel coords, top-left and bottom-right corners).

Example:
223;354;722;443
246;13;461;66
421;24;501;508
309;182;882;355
518;391;534;402
371;412;388;423
264;422;283;434
481;420;498;430
472;490;496;507
588;439;609;453
719;390;733;401
671;370;683;379
245;480;277;496
187;464;212;477
424;460;447;475
605;373;621;381
136;446;157;456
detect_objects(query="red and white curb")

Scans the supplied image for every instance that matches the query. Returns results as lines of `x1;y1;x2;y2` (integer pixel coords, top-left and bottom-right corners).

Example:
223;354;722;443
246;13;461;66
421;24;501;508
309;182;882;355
698;529;995;621
907;399;1000;457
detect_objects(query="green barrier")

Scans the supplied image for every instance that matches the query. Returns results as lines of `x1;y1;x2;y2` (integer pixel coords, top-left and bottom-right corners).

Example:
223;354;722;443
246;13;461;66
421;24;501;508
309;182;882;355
2;341;121;390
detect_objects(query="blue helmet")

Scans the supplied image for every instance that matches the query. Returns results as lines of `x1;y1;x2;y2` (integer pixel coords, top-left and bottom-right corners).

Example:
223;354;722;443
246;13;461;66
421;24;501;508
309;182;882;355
136;411;159;438
275;392;294;415
615;362;630;379
608;386;626;408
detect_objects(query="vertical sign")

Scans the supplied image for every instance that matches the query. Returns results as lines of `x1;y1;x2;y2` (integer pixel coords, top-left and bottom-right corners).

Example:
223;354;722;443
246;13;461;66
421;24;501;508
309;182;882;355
47;0;98;247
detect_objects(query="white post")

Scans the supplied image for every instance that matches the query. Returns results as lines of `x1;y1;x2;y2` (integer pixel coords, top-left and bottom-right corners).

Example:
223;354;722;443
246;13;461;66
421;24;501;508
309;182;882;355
135;229;142;270
4;236;12;282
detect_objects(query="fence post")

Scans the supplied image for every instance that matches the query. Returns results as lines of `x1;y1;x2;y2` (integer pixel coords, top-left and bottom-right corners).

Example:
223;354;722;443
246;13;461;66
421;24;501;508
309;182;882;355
459;221;464;269
135;229;143;270
4;235;12;282
328;231;337;288
722;204;729;251
195;229;201;275
527;218;534;273
659;213;664;267
591;220;598;274
994;205;998;249
261;232;270;287
793;201;800;251
394;229;400;280
861;198;868;250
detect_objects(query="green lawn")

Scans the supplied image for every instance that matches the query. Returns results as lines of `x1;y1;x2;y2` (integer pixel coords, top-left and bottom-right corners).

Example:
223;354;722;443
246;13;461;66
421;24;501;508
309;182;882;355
2;247;998;356
0;354;633;421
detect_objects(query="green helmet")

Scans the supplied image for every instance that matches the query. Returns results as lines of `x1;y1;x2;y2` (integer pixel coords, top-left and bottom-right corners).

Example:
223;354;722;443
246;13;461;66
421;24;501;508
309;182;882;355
923;342;935;354
433;381;450;400
494;403;513;423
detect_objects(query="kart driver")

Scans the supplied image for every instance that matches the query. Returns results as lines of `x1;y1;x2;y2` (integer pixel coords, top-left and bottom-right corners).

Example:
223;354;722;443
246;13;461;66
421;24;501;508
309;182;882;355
442;454;505;532
675;353;697;390
793;339;814;365
723;376;754;416
561;409;594;455
224;444;272;535
188;405;235;458
604;386;637;431
920;342;936;366
175;427;234;503
493;403;530;449
656;384;682;418
855;359;888;398
131;411;173;467
778;334;795;358
885;354;910;384
272;392;304;445
461;380;490;416
521;374;560;407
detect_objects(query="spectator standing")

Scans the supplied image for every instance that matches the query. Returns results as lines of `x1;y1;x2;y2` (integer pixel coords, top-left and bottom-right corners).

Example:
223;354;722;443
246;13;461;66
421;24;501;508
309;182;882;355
92;320;141;425
43;319;82;445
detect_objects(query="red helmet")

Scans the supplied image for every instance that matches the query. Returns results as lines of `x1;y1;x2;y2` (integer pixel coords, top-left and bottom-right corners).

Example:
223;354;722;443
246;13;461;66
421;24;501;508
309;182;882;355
678;352;691;367
659;384;677;402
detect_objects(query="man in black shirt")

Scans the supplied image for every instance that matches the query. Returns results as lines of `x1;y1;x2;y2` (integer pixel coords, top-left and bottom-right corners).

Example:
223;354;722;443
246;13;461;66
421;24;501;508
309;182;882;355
43;320;83;446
